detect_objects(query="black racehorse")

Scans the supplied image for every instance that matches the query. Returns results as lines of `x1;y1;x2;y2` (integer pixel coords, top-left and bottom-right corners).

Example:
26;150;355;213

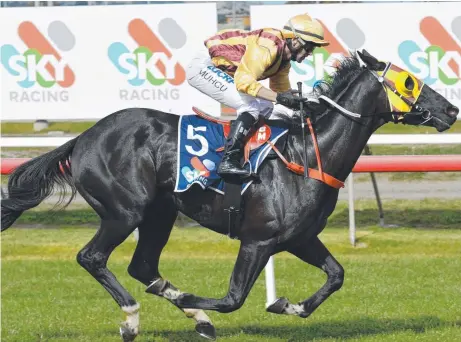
1;50;458;341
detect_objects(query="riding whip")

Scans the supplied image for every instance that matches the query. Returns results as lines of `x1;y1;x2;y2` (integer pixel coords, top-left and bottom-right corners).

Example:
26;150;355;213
297;82;309;179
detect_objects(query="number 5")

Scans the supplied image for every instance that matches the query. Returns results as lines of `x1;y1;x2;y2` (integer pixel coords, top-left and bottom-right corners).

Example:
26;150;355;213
185;125;208;157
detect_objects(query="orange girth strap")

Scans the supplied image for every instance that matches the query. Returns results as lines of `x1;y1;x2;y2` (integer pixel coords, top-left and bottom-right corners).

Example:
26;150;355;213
267;118;344;189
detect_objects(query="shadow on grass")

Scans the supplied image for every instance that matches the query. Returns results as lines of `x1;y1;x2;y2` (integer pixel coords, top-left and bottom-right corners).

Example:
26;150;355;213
15;316;461;342
13;207;461;229
16;209;100;226
14;208;199;227
148;316;460;341
328;208;461;229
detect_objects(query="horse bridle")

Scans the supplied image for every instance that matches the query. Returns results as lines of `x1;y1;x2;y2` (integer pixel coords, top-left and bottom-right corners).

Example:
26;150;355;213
368;62;433;125
311;57;433;126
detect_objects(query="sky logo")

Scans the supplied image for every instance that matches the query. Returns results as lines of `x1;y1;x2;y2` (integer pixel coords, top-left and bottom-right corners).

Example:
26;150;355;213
291;19;365;86
181;156;215;184
399;16;461;86
1;21;75;88
108;18;186;86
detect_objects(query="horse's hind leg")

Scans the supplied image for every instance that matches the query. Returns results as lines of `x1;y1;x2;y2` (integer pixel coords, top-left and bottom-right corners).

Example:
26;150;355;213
75;188;143;342
267;236;344;318
127;193;215;340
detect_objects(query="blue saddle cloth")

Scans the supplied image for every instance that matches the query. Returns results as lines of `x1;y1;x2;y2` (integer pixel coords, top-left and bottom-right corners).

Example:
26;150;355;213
174;114;288;195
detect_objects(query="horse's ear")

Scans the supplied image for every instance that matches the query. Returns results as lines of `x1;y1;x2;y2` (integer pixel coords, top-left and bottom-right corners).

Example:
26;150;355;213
357;50;378;67
357;50;386;71
361;49;375;59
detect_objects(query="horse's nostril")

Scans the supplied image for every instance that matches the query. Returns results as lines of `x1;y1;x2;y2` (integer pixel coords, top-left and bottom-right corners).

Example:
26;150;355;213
446;106;459;118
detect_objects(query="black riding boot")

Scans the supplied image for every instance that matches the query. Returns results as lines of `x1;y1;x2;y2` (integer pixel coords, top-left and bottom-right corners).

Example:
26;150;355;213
217;112;256;179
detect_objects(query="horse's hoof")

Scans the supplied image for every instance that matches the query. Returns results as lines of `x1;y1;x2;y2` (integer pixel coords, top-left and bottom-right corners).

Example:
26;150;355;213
119;323;138;342
266;297;289;315
299;311;310;319
195;321;217;340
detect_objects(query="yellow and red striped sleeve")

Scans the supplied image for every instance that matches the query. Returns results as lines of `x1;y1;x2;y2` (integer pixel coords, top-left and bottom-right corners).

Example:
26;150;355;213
204;29;286;97
235;30;285;97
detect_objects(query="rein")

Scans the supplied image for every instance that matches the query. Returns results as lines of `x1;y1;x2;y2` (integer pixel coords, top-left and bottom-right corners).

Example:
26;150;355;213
263;67;366;189
265;57;431;190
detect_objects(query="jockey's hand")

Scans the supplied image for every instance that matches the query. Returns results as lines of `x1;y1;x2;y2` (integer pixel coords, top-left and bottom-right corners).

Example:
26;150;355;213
276;91;307;110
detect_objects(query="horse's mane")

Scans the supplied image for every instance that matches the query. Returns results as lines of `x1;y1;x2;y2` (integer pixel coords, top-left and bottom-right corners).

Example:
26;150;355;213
265;53;363;130
312;53;362;100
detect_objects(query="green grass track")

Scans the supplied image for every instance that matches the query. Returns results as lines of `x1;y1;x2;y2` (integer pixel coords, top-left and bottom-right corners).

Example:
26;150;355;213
2;226;460;342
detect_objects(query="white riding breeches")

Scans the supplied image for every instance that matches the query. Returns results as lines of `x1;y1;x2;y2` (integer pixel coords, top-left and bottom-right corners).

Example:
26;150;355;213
186;48;295;120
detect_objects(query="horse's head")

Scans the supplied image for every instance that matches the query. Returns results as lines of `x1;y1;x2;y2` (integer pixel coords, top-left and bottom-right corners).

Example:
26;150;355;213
357;50;458;132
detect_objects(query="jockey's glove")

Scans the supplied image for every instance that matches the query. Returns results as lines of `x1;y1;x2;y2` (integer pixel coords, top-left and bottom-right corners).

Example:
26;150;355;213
276;91;307;110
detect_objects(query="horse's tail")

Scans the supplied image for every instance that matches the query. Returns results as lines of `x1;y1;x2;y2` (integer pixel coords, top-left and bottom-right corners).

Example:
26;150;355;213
1;137;79;231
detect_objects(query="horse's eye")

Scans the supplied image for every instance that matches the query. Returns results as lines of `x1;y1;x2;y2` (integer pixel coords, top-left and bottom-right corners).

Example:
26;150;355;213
405;76;415;91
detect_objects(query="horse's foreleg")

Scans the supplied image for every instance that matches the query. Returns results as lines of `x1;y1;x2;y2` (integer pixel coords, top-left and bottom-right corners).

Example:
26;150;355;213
267;236;344;318
174;239;276;313
77;219;140;342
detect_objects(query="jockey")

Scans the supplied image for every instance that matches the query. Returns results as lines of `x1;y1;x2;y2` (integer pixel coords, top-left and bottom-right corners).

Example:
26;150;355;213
187;13;330;179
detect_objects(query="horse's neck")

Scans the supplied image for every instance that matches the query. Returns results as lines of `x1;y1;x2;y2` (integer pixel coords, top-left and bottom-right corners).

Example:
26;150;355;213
290;73;385;181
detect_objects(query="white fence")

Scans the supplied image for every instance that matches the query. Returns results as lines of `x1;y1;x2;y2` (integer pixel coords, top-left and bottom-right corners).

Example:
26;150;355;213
3;134;461;147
